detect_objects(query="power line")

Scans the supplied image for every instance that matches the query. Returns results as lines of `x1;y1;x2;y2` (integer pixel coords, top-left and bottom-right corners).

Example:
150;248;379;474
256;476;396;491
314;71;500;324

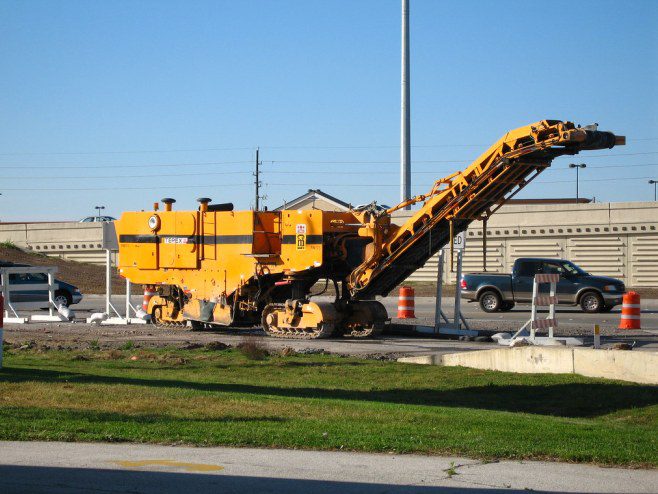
2;171;251;180
5;183;254;192
0;160;252;170
6;174;654;192
582;151;658;157
2;140;655;156
261;152;658;164
0;147;255;157
2;163;656;181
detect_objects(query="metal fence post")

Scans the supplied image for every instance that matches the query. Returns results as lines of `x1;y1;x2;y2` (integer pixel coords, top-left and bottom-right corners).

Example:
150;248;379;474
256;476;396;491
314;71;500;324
105;249;111;316
47;270;55;316
529;278;538;340
454;250;463;330
434;251;444;333
126;277;131;319
548;279;556;339
0;293;3;369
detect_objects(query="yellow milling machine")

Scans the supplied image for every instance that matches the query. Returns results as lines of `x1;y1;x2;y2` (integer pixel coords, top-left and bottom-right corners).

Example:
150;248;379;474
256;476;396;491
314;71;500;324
115;120;624;338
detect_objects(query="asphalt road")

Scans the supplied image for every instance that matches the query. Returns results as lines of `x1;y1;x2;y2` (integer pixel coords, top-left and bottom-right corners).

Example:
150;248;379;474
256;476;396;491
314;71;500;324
381;296;658;331
5;293;652;354
71;294;658;331
1;441;656;494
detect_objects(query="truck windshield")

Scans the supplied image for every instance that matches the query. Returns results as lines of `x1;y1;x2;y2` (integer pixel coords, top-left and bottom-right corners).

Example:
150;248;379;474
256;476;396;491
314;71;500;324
563;261;588;276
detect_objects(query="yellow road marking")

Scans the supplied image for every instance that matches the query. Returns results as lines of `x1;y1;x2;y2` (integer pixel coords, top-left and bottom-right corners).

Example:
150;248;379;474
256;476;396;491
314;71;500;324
113;459;224;472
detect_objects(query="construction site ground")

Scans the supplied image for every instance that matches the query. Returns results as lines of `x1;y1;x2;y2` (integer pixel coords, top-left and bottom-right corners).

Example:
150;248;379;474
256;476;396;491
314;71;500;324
3;295;657;356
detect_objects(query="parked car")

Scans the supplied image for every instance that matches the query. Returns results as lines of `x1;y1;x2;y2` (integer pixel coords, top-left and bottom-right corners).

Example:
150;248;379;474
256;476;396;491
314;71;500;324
0;262;83;307
79;216;116;223
461;258;625;313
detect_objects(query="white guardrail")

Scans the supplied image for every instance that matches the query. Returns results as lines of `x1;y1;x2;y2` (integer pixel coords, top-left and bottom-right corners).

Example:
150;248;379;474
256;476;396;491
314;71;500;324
0;266;74;323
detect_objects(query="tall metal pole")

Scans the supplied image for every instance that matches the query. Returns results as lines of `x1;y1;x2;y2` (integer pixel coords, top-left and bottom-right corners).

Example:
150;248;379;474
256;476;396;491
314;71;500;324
254;148;260;211
400;0;411;208
569;163;586;202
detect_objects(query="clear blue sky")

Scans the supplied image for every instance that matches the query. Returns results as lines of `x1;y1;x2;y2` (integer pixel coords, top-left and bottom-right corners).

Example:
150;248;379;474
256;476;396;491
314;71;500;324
1;0;656;221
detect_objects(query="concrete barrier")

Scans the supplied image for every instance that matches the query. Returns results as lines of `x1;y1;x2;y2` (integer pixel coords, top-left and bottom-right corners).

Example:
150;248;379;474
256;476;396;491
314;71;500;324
441;347;575;375
573;348;658;385
399;347;658;385
397;355;443;365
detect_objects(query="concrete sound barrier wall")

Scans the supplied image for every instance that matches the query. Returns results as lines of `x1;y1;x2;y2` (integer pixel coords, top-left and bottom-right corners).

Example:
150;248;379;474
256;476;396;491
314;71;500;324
392;201;658;287
0;222;114;265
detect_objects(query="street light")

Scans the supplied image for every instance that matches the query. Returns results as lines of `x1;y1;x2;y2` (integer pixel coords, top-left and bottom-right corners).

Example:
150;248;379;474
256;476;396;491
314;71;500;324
650;180;658;201
569;163;586;201
94;205;105;220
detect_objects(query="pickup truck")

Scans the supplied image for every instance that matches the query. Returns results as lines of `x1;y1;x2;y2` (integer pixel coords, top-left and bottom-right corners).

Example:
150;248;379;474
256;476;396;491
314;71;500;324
461;258;625;313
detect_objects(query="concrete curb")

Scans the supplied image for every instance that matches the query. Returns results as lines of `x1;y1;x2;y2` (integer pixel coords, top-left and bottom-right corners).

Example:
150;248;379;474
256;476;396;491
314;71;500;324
399;347;658;385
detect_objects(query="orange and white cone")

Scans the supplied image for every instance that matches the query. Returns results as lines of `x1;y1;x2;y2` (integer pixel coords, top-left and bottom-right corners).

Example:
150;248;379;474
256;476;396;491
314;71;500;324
397;286;415;319
142;285;157;313
618;291;641;330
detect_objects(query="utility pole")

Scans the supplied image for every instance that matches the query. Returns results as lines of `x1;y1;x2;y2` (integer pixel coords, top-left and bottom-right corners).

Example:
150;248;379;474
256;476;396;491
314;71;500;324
650;179;657;201
400;0;411;208
254;148;265;210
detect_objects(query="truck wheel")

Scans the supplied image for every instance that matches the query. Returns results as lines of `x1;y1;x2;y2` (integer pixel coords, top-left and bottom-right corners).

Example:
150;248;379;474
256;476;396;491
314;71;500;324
479;291;502;313
580;291;604;313
54;290;72;307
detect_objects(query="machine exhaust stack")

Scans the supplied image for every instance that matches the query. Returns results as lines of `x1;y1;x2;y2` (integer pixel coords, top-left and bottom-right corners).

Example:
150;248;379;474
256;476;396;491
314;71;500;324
162;198;176;212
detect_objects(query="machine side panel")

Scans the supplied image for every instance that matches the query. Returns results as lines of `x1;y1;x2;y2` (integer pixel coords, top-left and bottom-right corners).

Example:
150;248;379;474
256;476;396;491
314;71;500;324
116;212;159;270
280;210;324;272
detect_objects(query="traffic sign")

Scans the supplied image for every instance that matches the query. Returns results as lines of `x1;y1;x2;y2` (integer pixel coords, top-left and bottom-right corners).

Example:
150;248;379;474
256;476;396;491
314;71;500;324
442;231;467;251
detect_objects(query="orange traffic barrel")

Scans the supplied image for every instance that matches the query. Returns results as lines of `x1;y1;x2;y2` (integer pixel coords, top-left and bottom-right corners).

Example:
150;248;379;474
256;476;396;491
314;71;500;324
619;291;641;330
142;285;157;312
397;286;415;319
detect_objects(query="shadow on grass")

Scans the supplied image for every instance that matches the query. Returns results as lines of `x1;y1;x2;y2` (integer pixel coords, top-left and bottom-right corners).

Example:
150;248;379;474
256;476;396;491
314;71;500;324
2;366;657;418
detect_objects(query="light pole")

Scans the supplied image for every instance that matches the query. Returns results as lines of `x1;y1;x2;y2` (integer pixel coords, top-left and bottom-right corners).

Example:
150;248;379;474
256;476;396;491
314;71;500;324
400;0;411;209
94;205;105;220
569;163;586;201
650;180;657;201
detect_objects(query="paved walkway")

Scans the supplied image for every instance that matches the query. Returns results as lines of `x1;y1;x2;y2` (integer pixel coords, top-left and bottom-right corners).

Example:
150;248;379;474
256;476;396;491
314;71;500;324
1;441;656;493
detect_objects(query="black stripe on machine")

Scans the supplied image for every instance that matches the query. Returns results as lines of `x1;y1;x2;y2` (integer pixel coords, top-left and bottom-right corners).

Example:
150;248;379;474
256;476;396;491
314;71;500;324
119;234;254;245
281;234;323;245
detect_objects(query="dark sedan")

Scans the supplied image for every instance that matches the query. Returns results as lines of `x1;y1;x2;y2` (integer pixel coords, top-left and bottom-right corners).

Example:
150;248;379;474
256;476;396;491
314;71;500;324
0;262;83;307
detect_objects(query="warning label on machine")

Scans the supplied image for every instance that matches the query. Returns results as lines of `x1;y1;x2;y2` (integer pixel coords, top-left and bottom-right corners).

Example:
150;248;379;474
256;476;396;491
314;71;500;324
296;224;307;250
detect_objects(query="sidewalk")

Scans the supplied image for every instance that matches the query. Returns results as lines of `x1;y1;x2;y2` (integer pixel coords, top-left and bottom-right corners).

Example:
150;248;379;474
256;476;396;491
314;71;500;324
1;441;656;493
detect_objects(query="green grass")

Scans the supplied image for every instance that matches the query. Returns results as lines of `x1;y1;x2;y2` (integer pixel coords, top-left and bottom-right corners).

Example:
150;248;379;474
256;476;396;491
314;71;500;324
0;347;656;467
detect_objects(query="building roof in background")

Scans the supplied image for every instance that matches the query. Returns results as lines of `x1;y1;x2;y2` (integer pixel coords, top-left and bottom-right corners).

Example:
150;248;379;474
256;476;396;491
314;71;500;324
274;189;351;211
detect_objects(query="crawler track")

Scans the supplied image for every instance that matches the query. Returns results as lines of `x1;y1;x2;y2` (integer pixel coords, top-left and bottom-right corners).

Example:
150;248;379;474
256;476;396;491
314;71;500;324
261;304;334;339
